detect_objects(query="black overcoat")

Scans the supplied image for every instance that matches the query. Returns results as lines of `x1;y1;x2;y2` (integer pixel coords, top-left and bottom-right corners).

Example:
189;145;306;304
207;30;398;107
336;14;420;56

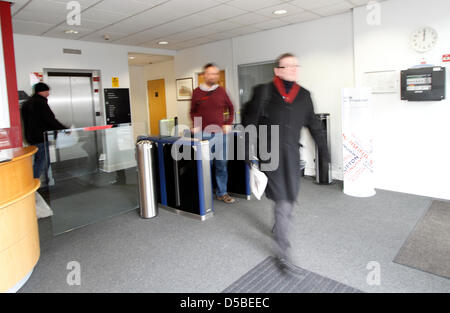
21;94;67;145
242;82;330;202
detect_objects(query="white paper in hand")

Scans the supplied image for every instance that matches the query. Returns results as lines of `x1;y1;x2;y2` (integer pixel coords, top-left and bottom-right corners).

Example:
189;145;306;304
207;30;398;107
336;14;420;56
55;126;78;149
250;164;267;200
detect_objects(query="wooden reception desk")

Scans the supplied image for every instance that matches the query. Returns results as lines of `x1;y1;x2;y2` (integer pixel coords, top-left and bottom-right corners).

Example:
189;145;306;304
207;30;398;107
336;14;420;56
0;146;40;293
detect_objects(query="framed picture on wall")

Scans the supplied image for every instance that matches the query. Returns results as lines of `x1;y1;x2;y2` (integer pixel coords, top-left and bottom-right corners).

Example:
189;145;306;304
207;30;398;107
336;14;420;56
176;77;193;101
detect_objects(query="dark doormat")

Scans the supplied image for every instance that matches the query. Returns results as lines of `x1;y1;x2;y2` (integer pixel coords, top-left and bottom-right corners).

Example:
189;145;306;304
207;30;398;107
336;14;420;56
223;256;362;293
394;200;450;279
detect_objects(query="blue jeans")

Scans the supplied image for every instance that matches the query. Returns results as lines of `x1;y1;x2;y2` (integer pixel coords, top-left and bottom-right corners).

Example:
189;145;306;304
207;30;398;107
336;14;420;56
213;159;228;197
203;133;229;197
33;142;50;179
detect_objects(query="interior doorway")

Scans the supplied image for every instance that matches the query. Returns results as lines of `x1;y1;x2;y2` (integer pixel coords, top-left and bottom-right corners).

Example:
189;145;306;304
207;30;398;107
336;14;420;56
147;79;167;135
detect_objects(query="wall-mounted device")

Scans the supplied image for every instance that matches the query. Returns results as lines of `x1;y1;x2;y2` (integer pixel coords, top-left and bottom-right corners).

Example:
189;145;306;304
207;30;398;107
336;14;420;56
401;66;445;101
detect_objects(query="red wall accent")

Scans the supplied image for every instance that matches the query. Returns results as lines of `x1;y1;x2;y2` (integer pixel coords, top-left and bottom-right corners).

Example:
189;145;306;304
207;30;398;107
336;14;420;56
0;1;22;149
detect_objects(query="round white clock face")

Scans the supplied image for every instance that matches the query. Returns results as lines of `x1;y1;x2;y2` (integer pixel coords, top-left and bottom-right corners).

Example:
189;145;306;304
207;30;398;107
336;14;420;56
410;27;438;53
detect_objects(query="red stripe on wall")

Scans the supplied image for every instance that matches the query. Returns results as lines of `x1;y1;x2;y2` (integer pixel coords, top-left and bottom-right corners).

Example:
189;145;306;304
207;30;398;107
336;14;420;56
0;1;22;149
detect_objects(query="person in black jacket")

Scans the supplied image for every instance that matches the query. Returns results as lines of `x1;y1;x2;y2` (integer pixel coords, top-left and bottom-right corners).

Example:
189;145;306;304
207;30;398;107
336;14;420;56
21;82;68;179
242;53;330;266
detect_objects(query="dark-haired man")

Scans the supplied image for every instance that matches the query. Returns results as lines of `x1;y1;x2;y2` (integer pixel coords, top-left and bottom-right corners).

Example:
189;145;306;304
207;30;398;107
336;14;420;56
190;63;235;204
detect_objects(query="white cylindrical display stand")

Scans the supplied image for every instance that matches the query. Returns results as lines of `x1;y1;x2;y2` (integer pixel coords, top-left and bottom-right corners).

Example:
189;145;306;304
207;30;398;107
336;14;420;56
342;88;375;197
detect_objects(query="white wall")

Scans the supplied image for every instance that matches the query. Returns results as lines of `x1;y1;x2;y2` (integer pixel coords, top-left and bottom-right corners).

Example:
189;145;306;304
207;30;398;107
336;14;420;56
353;0;450;200
129;65;148;132
129;60;177;134
143;60;177;120
13;34;175;126
174;39;235;128
174;13;355;178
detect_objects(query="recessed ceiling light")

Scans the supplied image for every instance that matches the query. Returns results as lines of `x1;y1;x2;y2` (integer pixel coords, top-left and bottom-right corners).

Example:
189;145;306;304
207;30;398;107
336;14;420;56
129;56;135;59
273;9;288;15
158;41;169;45
64;29;79;34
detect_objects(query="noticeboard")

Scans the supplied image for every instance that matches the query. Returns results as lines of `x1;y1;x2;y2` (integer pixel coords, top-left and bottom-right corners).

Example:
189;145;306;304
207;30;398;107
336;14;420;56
104;88;131;125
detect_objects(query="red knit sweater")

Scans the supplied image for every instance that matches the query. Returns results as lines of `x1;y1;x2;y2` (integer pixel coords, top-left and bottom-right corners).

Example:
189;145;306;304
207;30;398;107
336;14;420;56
190;86;234;130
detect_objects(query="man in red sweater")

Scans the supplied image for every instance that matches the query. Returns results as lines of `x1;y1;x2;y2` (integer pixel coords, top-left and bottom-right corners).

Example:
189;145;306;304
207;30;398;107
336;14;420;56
190;63;235;204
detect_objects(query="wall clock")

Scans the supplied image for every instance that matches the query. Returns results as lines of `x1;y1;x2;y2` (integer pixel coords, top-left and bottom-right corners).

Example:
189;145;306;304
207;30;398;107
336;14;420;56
410;27;438;53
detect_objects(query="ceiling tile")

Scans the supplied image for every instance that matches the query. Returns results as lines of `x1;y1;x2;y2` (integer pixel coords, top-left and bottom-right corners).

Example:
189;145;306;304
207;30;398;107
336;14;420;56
53;0;102;9
139;40;181;50
278;11;321;24
173;13;220;29
311;1;353;16
80;8;128;23
159;31;207;43
255;3;305;18
113;29;164;45
10;0;30;15
222;25;262;37
82;30;132;43
225;13;271;26
251;18;290;30
226;0;287;12
205;20;241;32
172;27;219;39
14;9;63;24
87;0;167;16
21;0;68;12
12;19;54;35
73;17;111;30
289;0;344;10
204;32;234;41
142;20;191;37
197;4;247;21
348;0;371;6
43;24;95;39
14;0;70;24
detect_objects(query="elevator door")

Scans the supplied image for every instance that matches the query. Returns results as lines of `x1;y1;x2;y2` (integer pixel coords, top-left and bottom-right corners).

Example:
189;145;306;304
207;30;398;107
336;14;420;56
47;75;95;128
47;74;97;163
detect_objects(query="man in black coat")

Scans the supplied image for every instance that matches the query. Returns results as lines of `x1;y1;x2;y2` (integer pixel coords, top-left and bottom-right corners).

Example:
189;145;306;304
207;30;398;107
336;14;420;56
242;53;330;264
21;82;68;179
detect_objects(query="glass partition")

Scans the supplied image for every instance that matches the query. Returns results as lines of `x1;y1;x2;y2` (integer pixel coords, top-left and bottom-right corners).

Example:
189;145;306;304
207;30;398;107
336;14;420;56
44;123;147;235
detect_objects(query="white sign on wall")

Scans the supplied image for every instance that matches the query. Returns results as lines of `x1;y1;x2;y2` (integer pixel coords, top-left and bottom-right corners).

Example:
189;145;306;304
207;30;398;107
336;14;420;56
0;23;10;129
342;88;376;197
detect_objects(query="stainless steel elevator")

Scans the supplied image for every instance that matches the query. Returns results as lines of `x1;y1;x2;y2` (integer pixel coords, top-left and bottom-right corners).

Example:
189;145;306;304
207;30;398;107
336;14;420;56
46;72;98;163
47;72;96;128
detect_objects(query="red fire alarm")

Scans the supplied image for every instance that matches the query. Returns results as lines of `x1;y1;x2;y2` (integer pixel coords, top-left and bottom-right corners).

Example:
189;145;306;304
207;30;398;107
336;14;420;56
94;89;99;93
93;77;100;82
442;54;450;62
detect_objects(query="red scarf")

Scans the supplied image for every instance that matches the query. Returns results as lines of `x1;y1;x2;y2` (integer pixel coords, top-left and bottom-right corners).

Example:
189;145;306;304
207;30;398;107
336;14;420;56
273;76;300;104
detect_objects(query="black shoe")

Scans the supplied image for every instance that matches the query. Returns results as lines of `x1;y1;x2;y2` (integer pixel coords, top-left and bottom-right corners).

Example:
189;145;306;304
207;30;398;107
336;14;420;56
275;256;294;273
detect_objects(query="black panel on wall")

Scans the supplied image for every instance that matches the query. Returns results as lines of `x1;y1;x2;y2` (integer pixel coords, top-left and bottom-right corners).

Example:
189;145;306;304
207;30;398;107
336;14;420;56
104;88;131;125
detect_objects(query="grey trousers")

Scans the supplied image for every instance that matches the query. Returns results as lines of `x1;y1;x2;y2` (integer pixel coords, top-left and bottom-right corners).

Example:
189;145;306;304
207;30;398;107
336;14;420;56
273;200;294;259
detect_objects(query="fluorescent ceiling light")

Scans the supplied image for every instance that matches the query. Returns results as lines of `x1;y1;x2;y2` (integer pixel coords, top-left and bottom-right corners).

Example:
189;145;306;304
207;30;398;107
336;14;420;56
64;29;79;34
129;56;135;59
273;9;287;15
158;41;169;45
